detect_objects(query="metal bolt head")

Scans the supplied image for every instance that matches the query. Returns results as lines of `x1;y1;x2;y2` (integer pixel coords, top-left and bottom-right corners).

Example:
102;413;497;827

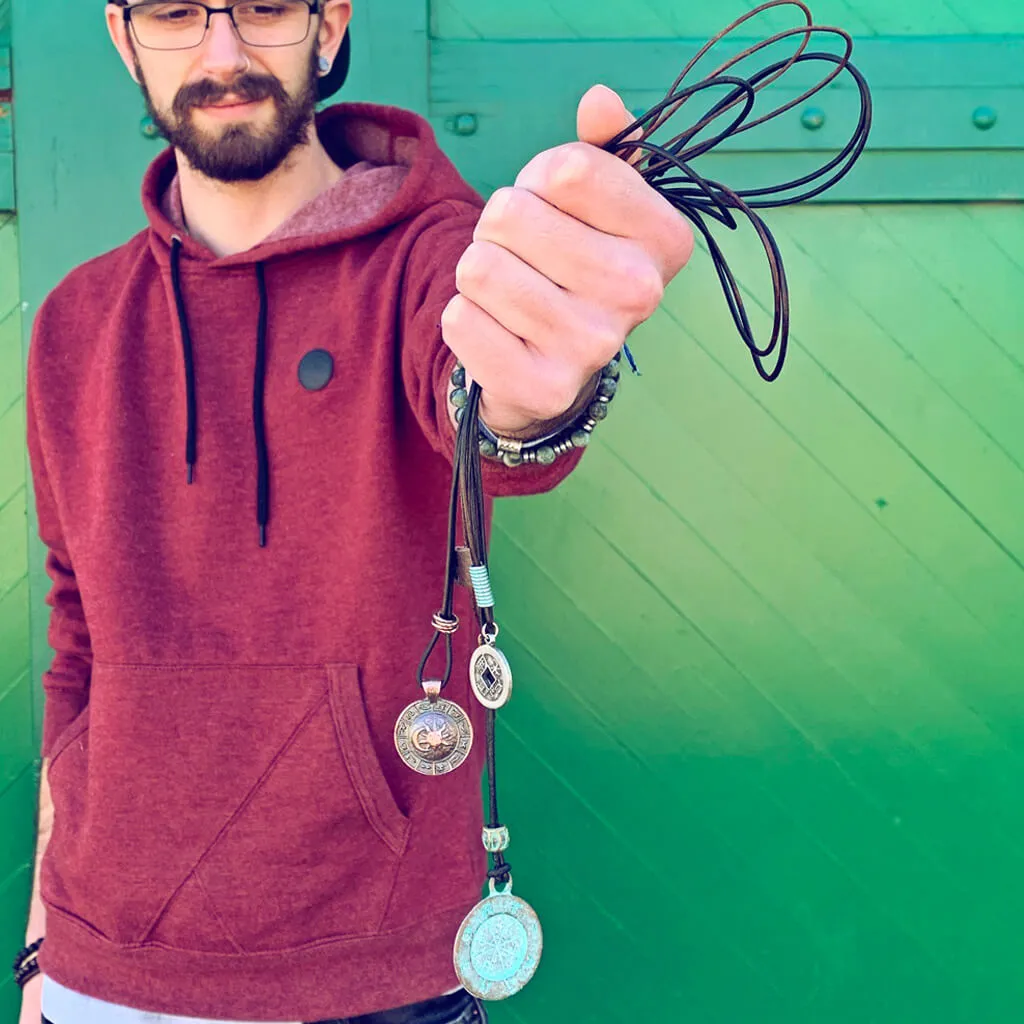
449;113;478;137
800;107;826;131
140;115;161;140
972;106;997;131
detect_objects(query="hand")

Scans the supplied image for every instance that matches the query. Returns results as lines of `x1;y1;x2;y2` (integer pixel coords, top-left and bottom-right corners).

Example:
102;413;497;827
442;84;694;436
18;972;42;1024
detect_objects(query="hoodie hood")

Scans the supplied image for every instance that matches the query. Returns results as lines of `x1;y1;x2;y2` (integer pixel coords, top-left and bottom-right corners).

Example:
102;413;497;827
141;102;483;267
138;102;484;545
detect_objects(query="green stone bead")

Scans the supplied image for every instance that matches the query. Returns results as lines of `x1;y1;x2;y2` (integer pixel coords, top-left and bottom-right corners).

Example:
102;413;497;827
450;388;468;409
451;365;466;388
589;401;609;421
603;363;621;381
479;437;499;458
502;450;523;468
454;406;464;424
571;429;591;448
535;445;557;466
598;376;619;398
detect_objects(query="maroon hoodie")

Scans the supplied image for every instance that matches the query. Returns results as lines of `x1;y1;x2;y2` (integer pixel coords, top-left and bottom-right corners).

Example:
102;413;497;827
26;102;582;1021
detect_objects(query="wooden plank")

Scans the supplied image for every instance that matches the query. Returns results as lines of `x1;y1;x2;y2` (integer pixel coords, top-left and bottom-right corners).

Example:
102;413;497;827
0;671;31;791
0;397;24;506
0;307;22;411
343;0;429;113
0;492;27;596
429;37;1024;201
431;0;1024;40
0;153;11;212
0;213;18;314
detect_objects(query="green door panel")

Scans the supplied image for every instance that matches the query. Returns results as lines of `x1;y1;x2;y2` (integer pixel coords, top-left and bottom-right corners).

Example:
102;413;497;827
0;210;36;1021
431;0;1024;40
7;1;1024;1022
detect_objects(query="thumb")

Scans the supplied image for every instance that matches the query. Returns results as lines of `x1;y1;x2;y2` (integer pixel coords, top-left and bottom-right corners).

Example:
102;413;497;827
577;84;643;165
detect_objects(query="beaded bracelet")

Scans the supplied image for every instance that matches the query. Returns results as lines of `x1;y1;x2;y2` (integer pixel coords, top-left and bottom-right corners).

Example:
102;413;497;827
448;353;622;467
12;937;43;989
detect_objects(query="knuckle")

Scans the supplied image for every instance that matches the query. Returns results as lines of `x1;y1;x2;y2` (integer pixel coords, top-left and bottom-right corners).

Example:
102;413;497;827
440;294;470;336
478;187;517;231
455;241;496;292
549;144;593;191
629;261;665;317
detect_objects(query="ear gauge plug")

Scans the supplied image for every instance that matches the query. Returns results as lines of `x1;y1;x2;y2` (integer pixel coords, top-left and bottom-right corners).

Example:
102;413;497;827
318;56;331;75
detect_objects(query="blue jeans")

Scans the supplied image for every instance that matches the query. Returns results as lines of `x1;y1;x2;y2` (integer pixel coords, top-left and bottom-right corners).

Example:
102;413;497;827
42;990;489;1024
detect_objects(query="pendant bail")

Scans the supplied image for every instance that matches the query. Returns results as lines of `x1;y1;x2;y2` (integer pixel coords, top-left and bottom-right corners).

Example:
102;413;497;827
422;679;442;703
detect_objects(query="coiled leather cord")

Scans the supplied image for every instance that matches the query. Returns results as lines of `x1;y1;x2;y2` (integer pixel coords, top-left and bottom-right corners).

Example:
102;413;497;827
423;0;872;887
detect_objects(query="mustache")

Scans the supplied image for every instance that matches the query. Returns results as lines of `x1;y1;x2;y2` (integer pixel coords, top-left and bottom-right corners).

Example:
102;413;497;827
173;73;288;118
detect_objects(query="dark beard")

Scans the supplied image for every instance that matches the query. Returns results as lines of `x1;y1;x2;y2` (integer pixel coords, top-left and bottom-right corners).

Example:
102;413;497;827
137;50;319;183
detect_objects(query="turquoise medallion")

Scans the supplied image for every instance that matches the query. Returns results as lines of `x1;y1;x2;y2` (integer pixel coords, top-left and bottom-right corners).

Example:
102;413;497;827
453;878;543;1000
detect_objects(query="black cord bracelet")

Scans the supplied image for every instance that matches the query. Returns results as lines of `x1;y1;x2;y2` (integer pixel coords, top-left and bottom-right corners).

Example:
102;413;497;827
12;937;43;989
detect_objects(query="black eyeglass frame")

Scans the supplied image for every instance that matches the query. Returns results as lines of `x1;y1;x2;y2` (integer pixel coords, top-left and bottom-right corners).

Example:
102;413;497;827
123;0;322;51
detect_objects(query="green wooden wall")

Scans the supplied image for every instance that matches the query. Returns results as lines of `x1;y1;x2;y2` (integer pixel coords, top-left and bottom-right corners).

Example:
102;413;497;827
5;0;1024;1022
1;5;39;1022
0;212;36;1023
432;0;1024;37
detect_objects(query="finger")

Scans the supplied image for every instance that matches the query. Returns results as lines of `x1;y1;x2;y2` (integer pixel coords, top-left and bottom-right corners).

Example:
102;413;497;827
577;83;645;167
440;295;584;423
514;144;692;278
455;239;614;371
474;187;664;315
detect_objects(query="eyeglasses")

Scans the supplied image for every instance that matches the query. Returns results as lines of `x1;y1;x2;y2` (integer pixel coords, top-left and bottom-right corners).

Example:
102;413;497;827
124;1;320;51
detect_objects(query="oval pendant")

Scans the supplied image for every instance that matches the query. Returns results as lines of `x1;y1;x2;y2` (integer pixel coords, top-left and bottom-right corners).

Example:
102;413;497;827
469;644;513;710
453;879;543;1001
394;697;473;775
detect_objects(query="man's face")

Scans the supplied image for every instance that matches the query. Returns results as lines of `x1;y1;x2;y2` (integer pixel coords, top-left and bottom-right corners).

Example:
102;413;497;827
117;2;323;183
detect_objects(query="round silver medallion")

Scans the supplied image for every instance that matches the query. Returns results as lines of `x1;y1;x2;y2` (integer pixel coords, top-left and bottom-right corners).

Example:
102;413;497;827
394;697;473;775
454;879;543;1000
469;644;513;710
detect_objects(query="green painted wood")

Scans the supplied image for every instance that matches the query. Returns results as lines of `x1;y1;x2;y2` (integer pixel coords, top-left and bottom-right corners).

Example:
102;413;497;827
481;200;1024;1022
9;2;1024;1022
428;36;1024;201
0;207;36;1019
432;0;1024;40
1;41;10;210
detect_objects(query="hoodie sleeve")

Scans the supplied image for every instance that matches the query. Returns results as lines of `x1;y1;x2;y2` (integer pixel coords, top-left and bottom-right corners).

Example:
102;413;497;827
25;309;93;760
400;200;585;498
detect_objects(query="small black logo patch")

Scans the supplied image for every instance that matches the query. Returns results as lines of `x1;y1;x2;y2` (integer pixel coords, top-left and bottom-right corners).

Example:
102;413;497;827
298;349;334;392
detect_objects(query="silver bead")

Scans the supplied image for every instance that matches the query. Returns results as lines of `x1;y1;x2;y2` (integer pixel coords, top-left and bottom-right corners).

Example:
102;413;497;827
482;825;511;852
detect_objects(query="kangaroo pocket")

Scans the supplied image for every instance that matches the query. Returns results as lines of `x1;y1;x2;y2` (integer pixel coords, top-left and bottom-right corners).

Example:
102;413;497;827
42;662;410;953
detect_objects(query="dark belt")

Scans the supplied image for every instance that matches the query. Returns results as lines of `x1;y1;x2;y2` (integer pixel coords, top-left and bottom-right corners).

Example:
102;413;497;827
310;988;482;1024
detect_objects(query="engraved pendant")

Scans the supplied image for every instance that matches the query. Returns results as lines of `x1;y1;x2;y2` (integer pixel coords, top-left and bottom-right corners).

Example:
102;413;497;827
469;644;513;710
394;695;473;775
454;877;543;1000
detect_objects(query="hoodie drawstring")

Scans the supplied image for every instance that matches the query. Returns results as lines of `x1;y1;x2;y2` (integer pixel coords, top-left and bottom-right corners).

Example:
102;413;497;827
169;237;272;548
170;237;198;485
254;263;270;548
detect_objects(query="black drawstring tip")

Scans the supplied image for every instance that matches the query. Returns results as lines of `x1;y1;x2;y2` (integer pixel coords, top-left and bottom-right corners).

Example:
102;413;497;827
187;463;194;485
259;524;267;548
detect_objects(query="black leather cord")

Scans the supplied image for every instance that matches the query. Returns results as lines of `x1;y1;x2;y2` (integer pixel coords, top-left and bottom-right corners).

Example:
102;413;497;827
420;0;872;889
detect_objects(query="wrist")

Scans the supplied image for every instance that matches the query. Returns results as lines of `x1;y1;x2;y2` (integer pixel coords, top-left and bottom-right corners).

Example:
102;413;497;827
13;936;44;990
478;371;603;441
448;354;622;467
